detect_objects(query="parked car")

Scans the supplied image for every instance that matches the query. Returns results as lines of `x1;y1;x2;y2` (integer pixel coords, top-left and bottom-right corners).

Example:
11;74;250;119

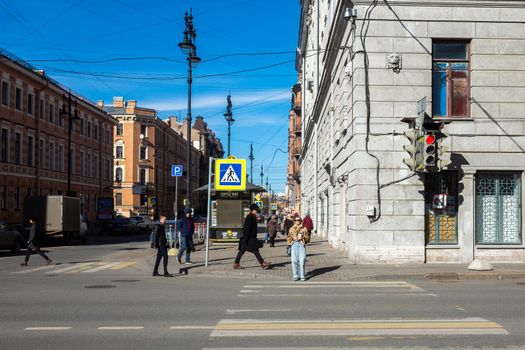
107;216;130;235
129;216;155;233
0;220;24;252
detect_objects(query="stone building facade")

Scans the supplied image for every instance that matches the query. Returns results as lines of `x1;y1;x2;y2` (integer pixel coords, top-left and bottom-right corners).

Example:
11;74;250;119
0;49;116;224
287;83;302;213
101;97;202;219
298;0;525;263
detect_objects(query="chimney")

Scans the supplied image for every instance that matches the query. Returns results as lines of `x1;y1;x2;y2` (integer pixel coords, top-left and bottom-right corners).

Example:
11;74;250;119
97;100;104;107
125;100;136;114
113;96;124;108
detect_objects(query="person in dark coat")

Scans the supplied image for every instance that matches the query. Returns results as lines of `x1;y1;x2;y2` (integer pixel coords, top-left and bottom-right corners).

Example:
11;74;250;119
233;204;270;270
21;216;53;266
153;215;173;277
282;214;294;237
266;215;278;247
177;208;195;264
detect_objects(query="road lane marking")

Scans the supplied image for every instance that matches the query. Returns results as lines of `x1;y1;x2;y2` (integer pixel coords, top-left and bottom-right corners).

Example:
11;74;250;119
25;327;72;331
47;263;95;274
240;290;260;293
97;326;144;330
226;309;292;315
82;262;122;273
348;336;384;340
110;262;136;270
12;265;58;274
374;293;438;297
210;318;508;337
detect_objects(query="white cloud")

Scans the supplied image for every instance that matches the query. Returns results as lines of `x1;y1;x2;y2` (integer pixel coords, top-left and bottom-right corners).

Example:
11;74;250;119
141;89;290;112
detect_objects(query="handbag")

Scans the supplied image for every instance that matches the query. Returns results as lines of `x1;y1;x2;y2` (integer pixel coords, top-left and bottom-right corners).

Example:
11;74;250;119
168;247;179;257
286;245;291;256
258;240;264;248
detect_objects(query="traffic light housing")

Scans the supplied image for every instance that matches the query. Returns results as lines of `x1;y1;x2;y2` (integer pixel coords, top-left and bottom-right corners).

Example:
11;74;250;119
423;131;437;171
403;127;422;172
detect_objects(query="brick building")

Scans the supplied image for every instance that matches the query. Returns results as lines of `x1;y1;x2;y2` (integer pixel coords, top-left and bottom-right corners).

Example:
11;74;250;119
287;83;302;213
0;49;116;224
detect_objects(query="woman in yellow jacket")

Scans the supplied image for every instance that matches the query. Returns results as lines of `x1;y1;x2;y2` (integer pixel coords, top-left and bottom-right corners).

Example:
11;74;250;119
287;217;310;281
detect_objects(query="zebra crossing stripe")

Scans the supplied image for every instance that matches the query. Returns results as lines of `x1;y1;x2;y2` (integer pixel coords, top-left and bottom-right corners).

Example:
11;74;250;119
210;318;508;337
46;263;95;274
12;265;57;274
110;262;135;270
81;262;122;273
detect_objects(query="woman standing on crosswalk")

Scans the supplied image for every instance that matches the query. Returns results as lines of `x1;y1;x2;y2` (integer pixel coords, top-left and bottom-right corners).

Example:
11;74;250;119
287;217;310;281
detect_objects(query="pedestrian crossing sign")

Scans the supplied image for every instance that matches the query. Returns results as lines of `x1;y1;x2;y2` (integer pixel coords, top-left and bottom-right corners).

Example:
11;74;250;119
215;158;247;191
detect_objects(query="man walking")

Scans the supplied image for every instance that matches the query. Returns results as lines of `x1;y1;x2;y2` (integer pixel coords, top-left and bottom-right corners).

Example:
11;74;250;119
21;216;53;266
177;208;195;264
233;204;270;270
153;215;173;277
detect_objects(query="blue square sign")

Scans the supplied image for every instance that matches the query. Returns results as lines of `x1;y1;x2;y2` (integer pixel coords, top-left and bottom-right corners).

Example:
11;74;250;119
171;165;183;177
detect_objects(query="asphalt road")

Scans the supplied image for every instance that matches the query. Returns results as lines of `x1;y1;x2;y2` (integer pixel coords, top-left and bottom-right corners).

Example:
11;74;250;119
1;237;525;350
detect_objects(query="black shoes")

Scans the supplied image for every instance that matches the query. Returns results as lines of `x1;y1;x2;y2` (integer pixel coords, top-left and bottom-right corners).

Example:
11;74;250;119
164;273;174;277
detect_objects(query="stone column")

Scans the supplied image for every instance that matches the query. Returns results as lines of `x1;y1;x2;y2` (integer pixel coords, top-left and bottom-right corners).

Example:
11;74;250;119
459;170;476;262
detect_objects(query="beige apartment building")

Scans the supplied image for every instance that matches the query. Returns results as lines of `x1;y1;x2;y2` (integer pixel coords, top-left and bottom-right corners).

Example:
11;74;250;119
0;49;116;224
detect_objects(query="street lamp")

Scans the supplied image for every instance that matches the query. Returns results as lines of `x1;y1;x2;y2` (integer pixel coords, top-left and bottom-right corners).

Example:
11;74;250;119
224;93;234;157
60;90;79;197
179;8;201;209
248;143;254;183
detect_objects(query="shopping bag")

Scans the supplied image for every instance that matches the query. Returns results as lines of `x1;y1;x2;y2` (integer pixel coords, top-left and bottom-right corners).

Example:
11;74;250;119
168;247;179;257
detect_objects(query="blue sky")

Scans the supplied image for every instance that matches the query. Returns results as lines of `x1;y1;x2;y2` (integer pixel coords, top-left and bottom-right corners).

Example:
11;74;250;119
0;0;299;193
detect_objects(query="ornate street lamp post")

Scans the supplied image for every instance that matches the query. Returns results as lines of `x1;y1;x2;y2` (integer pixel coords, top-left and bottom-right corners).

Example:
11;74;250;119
224;93;234;157
60;91;79;197
179;9;201;209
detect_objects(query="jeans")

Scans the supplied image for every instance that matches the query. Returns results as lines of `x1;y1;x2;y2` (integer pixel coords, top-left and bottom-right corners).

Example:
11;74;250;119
153;245;168;274
264;232;269;243
290;241;306;279
177;236;192;262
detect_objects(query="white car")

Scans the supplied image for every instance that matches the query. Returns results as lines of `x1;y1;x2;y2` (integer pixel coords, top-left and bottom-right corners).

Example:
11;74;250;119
129;216;155;233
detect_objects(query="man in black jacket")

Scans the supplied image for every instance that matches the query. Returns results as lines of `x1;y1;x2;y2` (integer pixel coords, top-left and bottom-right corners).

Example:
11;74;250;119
21;216;53;266
152;215;173;277
233;204;270;270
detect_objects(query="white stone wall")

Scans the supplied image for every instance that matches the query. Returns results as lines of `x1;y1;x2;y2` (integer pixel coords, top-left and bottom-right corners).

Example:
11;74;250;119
300;0;525;263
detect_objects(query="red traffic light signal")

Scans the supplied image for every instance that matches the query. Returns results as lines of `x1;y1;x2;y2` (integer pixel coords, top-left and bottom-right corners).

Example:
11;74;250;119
425;134;435;144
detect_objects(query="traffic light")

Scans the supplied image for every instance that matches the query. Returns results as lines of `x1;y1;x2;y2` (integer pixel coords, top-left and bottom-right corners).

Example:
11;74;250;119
403;127;422;172
435;127;450;172
422;131;437;171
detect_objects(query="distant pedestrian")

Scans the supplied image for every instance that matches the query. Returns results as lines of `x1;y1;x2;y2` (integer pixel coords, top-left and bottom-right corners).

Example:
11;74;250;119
266;215;278;247
302;212;314;235
21;216;53;266
287;217;310;281
282;214;294;236
233;204;270;270
177;208;195;264
153;215;173;277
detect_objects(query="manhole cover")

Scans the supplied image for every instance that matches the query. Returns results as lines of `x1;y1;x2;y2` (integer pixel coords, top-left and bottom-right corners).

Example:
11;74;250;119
85;285;117;289
112;279;140;283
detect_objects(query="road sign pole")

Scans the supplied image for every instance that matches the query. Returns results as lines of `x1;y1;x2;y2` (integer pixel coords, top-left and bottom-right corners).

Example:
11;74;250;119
205;157;213;267
174;176;178;219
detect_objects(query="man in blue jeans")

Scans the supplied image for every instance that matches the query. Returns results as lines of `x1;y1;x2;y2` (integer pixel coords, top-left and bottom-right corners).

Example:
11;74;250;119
177;208;195;264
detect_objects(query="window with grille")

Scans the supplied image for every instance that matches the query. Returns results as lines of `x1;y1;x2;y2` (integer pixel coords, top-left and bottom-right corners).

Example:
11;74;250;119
476;172;522;245
426;171;459;244
432;41;470;118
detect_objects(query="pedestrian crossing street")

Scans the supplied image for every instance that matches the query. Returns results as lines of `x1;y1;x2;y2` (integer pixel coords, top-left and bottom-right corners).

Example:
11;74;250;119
11;261;136;275
208;281;508;341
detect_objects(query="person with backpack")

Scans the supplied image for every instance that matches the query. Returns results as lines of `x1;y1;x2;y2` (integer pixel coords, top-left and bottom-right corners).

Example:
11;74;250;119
21;216;53;266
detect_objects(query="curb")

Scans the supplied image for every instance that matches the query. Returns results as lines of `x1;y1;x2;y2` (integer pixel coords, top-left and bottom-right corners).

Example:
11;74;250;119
426;272;525;281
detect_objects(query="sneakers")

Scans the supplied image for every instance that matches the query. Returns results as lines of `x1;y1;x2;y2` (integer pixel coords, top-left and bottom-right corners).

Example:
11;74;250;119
232;263;243;270
300;277;307;281
260;261;270;270
185;261;193;265
20;262;27;266
293;277;299;281
152;272;160;277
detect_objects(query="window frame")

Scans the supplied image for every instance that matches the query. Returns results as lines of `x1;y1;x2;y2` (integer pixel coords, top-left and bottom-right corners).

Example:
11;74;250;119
1;81;8;106
14;132;21;165
15;87;22;111
27;92;34;115
432;40;471;119
1;128;9;163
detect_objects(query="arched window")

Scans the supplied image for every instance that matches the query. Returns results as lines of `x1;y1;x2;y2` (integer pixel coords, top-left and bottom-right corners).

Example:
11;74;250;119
115;167;123;182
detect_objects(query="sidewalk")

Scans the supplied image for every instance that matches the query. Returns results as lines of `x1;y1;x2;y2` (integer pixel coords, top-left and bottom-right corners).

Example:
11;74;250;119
181;234;525;281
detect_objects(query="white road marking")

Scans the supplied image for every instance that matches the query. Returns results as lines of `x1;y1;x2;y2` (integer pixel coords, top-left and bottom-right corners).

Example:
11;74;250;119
25;327;72;331
46;263;95;274
239;290;260;293
97;326;144;330
12;265;58;274
226;309;292;315
374;293;438;297
82;262;122;273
